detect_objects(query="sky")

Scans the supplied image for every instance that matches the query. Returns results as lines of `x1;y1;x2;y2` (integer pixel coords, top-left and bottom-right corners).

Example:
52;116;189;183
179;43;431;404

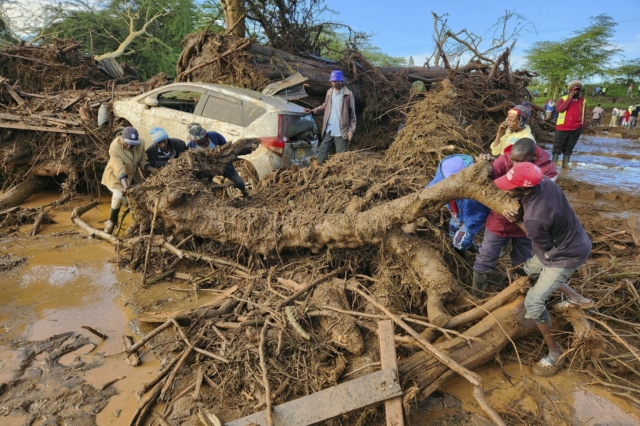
322;0;640;70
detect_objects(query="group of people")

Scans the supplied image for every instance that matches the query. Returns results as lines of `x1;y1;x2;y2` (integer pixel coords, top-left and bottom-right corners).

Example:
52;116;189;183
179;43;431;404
102;69;358;235
431;86;593;377
610;104;639;128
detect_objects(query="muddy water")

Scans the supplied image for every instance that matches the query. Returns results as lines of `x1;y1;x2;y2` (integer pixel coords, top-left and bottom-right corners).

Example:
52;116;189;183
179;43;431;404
440;362;640;425
0;192;159;425
559;135;640;192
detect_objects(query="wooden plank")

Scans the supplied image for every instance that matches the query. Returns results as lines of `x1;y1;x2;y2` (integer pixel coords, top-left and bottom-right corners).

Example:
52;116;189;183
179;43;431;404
224;368;402;426
1;81;25;105
0;112;21;121
378;320;404;426
0;122;85;135
138;285;238;323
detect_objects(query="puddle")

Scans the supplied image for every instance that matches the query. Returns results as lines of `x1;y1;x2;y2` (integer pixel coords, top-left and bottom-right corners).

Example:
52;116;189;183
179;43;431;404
440;362;640;425
0;193;158;425
551;135;640;192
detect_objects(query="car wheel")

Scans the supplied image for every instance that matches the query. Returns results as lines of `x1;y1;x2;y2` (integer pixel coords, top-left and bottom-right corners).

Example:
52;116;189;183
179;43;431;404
225;159;259;199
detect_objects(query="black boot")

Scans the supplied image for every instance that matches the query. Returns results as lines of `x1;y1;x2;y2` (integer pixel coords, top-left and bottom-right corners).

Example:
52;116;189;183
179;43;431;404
471;271;489;298
104;206;121;234
562;154;571;169
552;153;560;165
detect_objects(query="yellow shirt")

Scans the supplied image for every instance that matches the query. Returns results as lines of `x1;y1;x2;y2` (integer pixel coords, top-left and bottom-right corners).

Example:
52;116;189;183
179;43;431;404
491;124;535;156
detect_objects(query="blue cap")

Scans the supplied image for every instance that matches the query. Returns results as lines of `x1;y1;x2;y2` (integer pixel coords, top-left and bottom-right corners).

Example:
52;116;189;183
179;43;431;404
441;157;467;178
122;126;140;146
329;70;344;82
150;127;169;144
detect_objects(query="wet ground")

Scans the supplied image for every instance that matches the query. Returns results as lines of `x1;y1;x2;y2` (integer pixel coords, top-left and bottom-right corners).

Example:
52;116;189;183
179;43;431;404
1;145;640;424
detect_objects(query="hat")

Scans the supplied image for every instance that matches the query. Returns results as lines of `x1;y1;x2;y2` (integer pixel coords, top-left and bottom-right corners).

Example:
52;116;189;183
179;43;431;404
150;127;169;144
494;162;543;191
508;102;532;122
441;157;467;178
568;80;582;89
329;70;344;82
187;123;207;141
122;126;140;146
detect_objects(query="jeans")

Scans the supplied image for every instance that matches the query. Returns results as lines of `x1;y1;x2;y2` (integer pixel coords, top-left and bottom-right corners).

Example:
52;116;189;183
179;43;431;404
523;255;579;324
629;116;638;129
553;128;582;156
317;133;349;165
223;163;246;192
473;229;532;273
108;187;128;209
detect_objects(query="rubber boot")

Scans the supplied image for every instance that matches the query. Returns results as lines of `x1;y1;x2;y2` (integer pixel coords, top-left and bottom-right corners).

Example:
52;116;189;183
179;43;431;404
562;154;571;169
552;153;559;165
471;271;489;298
104;206;121;235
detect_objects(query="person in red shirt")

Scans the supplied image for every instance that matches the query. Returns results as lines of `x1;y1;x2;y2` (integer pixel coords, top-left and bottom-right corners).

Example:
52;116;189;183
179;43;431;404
553;80;587;169
472;138;557;297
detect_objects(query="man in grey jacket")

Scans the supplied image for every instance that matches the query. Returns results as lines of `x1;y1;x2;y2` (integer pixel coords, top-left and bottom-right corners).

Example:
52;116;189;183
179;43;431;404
304;70;356;165
496;162;594;377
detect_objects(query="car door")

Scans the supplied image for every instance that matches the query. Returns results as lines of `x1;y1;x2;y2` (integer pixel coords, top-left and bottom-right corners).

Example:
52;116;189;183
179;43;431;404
138;86;208;148
195;91;245;142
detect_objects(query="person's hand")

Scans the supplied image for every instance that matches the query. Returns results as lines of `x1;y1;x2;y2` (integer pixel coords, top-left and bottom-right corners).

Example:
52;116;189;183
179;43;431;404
498;121;508;133
502;208;520;222
303;108;312;114
347;131;353;141
476;154;494;162
147;167;158;175
121;187;129;196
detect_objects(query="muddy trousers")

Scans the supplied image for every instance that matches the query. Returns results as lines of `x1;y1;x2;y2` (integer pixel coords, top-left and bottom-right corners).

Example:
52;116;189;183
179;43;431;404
552;128;582;156
222;163;246;192
317;133;349;165
473;229;532;273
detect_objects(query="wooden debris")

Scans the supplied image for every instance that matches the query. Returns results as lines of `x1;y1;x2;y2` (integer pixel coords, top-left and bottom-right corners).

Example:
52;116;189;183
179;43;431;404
121;335;141;366
0;122;86;135
378;320;404;426
80;325;108;340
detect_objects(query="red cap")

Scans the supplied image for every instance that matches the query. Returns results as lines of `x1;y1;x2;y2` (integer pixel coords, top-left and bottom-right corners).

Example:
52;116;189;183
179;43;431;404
494;162;543;190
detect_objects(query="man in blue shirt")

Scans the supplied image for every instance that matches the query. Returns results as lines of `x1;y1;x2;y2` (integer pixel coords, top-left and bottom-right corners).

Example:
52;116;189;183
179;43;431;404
187;123;249;197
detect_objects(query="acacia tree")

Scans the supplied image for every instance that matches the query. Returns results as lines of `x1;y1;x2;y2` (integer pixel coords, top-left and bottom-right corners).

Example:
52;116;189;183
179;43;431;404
614;58;640;84
525;14;621;95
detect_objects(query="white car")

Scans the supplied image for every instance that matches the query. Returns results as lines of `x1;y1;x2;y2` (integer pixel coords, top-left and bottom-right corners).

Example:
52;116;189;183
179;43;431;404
112;82;319;184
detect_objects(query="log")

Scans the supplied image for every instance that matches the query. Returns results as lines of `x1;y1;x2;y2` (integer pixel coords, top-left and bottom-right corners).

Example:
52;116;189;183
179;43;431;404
0;177;52;210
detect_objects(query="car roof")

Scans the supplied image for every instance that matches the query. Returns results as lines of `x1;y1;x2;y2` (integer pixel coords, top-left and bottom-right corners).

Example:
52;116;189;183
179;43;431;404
140;82;303;113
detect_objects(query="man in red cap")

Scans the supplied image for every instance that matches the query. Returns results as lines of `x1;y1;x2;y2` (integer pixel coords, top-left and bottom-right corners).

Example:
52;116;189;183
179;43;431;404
495;162;593;377
303;70;356;164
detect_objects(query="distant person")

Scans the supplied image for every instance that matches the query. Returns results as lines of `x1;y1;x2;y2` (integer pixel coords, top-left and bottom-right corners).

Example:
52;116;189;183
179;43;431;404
627;83;634;97
610;107;619;127
495;162;593;377
602;86;608;96
630;104;639;129
591;104;604;126
427;155;490;259
490;102;534;155
622;108;631;127
543;87;548;97
102;127;151;234
303;70;356;165
545;100;555;121
186;123;249;197
472;138;557;297
553;81;586;169
145;127;187;173
594;86;602;98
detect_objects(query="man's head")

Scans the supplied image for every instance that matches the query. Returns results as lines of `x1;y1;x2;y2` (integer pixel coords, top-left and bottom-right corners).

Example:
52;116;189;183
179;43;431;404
597;104;601;107
121;126;140;151
329;70;344;90
494;162;543;199
507;102;532;131
187;123;209;148
568;80;583;98
151;127;169;151
509;138;536;166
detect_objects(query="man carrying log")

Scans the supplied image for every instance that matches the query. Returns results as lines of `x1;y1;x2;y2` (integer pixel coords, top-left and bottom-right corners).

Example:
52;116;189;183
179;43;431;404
496;162;594;377
186;123;249;197
102;126;151;234
303;70;356;165
145;127;187;173
553;80;587;169
472;138;557;297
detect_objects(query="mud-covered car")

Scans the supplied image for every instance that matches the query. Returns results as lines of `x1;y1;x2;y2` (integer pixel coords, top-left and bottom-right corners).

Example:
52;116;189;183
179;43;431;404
112;82;318;186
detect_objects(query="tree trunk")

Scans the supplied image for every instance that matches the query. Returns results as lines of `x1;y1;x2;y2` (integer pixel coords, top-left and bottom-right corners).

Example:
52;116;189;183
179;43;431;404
0;177;52;210
221;0;245;37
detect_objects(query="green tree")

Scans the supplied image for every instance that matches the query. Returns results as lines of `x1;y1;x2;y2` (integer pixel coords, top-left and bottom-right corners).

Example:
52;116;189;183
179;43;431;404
408;56;415;66
614;58;640;83
525;14;621;94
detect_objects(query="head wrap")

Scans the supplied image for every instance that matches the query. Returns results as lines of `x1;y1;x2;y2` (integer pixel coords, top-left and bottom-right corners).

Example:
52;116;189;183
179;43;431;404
508;101;532;128
441;157;467;178
567;80;582;90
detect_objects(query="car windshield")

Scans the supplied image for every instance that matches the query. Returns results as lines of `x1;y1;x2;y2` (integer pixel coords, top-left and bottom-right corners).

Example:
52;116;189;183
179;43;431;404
281;114;317;140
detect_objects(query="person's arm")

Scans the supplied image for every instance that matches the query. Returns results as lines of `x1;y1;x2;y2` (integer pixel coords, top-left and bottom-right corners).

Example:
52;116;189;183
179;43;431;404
138;146;151;174
524;218;556;259
144;146;159;174
109;144;129;190
555;97;572;113
215;132;227;147
304;91;329;114
347;94;356;140
490;122;508;155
